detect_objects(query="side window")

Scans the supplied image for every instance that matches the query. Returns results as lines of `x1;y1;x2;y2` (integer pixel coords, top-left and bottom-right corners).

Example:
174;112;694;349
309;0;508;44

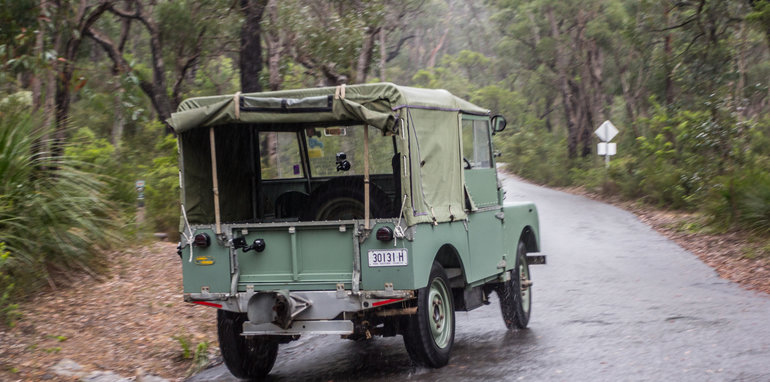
259;131;304;179
461;118;492;169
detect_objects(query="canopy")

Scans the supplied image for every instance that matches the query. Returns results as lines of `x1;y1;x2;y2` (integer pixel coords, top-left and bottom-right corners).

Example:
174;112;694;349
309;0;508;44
170;83;490;227
168;83;488;134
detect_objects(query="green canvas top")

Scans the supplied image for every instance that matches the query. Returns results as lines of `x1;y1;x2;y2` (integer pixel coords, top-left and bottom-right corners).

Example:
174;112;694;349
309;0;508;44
168;82;489;134
171;83;492;227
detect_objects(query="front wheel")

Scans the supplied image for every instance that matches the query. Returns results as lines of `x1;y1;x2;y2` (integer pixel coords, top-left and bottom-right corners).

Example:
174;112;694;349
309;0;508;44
217;310;278;380
403;262;455;367
496;241;532;329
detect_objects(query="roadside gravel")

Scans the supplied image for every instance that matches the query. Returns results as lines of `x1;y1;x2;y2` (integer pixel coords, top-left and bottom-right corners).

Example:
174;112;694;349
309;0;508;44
0;241;218;381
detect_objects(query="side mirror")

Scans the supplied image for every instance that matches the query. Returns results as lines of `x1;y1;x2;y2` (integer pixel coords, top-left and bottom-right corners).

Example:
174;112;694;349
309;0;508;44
491;115;507;135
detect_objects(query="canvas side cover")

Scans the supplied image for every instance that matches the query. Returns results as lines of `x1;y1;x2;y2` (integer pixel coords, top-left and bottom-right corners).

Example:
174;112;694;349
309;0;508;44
401;107;467;224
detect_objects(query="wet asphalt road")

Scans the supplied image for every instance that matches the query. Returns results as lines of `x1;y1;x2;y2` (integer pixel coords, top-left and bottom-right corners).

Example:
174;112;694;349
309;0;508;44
189;174;770;381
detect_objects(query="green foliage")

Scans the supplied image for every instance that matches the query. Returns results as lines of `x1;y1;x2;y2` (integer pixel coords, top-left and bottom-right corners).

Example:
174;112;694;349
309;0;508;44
705;168;770;235
173;333;210;376
190;341;211;375
618;102;746;209
173;334;193;359
0;97;122;294
65;128;134;208
748;1;770;42
189;56;240;97
498;123;571;187
0;242;20;327
145;128;181;240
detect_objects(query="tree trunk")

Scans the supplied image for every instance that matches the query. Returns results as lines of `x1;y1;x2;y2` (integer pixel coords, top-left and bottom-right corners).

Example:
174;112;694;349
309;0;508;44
426;28;449;69
355;27;379;84
240;0;268;93
663;5;675;105
379;29;386;81
547;6;579;158
52;0;110;155
265;0;282;91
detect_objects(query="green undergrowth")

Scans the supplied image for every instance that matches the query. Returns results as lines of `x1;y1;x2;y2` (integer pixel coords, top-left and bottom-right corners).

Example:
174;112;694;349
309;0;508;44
0;96;124;320
502;105;770;239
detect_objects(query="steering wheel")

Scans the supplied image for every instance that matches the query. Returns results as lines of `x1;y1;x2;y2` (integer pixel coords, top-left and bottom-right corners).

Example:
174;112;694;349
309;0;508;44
463;157;472;170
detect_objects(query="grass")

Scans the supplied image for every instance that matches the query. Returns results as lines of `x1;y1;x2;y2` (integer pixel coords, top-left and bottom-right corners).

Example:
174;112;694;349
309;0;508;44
741;241;770;260
0;99;123;305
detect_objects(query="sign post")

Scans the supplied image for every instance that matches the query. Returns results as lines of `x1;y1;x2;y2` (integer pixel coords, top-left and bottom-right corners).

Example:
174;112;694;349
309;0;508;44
594;120;618;168
135;180;145;208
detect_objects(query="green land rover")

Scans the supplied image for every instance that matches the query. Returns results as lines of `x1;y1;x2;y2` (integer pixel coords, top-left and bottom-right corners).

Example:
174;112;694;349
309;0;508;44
170;83;543;379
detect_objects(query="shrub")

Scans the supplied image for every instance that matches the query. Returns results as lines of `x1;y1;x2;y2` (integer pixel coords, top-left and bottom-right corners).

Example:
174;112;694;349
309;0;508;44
0;242;20;327
0;97;122;291
705;169;770;234
145;132;181;240
498;123;571;186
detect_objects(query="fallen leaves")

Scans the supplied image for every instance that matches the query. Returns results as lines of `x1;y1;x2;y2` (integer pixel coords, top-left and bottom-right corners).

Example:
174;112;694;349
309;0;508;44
0;241;218;381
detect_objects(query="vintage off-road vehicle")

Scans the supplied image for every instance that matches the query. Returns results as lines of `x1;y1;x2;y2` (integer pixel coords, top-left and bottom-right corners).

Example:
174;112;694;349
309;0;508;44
170;83;543;379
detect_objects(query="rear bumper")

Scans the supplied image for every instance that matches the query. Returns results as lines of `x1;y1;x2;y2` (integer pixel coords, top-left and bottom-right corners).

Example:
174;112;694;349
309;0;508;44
185;288;414;335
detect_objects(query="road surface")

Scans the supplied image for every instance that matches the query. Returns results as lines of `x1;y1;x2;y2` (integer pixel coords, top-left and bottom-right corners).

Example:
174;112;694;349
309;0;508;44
189;174;770;381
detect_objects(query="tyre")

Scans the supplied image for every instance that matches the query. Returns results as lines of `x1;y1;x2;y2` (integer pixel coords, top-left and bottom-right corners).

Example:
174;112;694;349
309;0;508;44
217;310;278;380
403;262;455;367
304;176;393;220
496;241;531;329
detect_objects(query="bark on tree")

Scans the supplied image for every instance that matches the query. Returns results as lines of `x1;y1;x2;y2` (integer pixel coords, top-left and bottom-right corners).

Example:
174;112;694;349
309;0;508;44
355;27;380;84
53;0;111;154
265;0;283;91
547;6;607;158
547;6;579;159
426;28;449;69
240;0;268;93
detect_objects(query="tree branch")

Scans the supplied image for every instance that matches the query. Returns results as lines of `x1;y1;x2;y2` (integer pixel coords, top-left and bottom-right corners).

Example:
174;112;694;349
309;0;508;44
172;28;206;104
385;34;414;62
651;16;697;32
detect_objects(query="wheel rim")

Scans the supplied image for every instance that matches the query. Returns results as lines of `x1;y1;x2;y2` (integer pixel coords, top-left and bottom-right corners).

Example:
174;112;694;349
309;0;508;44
518;258;531;314
428;277;452;349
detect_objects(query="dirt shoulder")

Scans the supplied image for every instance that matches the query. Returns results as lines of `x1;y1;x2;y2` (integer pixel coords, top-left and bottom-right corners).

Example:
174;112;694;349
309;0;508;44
0;241;219;381
560;186;770;296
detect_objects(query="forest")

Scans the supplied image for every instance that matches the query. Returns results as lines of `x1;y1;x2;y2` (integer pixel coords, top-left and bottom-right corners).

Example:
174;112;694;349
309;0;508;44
1;0;769;324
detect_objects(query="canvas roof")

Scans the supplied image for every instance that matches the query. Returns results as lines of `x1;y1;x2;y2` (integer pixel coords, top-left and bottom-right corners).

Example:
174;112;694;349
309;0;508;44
168;82;488;134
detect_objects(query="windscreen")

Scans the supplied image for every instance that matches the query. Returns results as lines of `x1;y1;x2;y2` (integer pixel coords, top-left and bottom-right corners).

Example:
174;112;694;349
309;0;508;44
303;125;394;178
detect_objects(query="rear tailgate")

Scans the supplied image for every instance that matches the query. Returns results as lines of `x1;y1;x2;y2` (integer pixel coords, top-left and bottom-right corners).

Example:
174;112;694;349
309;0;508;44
234;222;356;291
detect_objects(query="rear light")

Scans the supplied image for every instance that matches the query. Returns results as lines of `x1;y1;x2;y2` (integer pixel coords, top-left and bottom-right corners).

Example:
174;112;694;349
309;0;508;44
193;233;210;248
376;226;394;242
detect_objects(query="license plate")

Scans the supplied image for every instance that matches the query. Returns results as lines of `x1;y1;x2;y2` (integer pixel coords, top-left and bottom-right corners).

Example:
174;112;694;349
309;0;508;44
368;249;408;267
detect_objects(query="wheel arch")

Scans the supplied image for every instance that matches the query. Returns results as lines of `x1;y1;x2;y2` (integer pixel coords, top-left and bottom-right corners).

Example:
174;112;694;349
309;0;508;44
519;225;539;252
433;243;468;286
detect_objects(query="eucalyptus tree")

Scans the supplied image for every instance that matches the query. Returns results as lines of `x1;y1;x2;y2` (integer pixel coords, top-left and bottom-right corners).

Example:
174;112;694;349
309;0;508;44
262;0;423;88
87;0;235;125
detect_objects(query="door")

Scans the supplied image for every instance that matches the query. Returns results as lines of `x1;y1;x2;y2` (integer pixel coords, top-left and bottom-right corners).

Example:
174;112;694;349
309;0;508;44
462;116;504;282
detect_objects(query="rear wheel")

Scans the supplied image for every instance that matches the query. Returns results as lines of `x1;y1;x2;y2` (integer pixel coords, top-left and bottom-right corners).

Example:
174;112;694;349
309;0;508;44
403;262;455;367
217;310;278;380
496;241;531;329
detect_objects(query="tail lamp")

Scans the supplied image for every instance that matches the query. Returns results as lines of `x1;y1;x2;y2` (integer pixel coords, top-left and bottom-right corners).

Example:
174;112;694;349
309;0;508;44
193;233;211;248
376;226;394;242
